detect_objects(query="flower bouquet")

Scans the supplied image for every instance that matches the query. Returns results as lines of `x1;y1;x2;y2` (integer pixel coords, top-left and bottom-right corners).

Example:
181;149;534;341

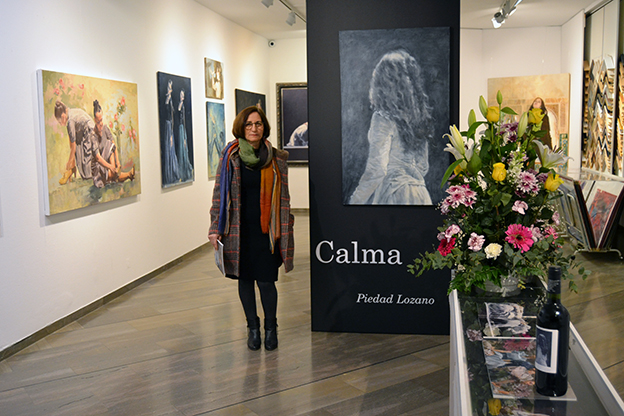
408;91;589;294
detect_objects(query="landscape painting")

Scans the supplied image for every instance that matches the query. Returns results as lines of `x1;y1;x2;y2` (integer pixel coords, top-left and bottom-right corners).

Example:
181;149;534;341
37;70;141;215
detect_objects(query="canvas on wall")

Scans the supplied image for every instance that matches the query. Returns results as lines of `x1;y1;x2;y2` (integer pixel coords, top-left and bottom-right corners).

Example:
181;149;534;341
277;83;308;164
340;27;450;206
204;58;223;100
37;70;141;216
487;74;570;152
156;72;195;188
235;89;266;116
206;102;225;180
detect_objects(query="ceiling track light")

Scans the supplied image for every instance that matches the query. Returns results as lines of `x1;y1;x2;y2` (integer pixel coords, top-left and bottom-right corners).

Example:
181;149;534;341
491;0;523;28
276;0;306;25
286;11;296;26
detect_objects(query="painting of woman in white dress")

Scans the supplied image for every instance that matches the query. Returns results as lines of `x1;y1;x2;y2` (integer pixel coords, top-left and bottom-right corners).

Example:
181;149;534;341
340;27;450;206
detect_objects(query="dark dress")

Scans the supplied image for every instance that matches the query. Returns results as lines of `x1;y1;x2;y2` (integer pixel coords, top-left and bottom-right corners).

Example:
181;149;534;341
236;163;283;282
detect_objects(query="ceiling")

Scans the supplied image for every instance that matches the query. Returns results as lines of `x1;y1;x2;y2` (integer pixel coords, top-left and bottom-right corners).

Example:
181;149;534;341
194;0;607;40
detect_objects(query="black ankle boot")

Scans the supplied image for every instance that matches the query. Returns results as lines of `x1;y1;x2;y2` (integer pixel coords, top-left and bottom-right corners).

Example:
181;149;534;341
264;318;278;350
247;317;261;351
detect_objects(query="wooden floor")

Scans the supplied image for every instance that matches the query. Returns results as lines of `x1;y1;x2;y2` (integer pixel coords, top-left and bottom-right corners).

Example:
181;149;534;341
0;211;622;415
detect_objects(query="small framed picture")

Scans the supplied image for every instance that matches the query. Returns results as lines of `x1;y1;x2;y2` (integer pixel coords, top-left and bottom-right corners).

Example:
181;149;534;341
204;58;223;100
276;82;307;165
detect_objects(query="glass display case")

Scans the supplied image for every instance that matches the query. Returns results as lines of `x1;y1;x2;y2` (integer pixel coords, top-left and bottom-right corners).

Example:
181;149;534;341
449;282;624;416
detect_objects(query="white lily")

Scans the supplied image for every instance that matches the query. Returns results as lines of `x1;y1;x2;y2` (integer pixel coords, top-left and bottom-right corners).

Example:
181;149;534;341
534;140;572;169
443;125;465;160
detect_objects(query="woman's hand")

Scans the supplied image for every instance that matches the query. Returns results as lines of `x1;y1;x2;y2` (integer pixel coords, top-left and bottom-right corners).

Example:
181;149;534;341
208;233;221;250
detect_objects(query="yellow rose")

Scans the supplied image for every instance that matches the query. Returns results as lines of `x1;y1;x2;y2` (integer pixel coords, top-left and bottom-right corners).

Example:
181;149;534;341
492;163;506;182
488;398;502;415
545;173;564;191
486;106;500;123
454;164;463;176
528;107;545;125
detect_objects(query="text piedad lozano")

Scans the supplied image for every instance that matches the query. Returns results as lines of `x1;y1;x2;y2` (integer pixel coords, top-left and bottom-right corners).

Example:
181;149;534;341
356;293;435;305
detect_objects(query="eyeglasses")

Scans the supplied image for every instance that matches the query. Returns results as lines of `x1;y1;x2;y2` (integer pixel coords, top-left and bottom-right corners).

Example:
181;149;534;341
245;121;264;130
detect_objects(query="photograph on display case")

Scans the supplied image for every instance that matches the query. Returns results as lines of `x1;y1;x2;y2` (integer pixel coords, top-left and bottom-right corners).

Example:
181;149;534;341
156;72;195;188
37;69;140;215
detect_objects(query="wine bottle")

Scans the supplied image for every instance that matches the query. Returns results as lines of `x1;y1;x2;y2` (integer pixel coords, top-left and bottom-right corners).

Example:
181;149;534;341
535;266;570;396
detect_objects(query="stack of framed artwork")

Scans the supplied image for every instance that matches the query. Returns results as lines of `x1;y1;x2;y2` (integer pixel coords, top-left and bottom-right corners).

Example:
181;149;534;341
558;172;624;256
582;58;616;175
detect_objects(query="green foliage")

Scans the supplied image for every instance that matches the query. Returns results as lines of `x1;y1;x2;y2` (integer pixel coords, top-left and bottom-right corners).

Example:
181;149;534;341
410;91;589;294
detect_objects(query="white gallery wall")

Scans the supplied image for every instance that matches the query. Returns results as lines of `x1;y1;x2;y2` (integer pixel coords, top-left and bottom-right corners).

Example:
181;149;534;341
0;0;587;353
0;0;285;351
268;37;309;209
460;10;586;174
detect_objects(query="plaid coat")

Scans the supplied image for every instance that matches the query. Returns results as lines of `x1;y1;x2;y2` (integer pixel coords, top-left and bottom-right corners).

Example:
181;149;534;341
209;145;294;276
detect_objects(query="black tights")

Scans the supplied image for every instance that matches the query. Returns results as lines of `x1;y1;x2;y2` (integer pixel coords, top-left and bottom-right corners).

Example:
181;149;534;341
238;280;277;323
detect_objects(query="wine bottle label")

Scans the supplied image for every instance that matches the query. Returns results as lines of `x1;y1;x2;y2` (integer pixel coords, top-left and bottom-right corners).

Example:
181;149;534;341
535;325;559;374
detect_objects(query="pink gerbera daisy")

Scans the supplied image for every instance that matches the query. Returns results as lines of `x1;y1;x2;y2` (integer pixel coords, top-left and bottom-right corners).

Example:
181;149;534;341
505;224;534;253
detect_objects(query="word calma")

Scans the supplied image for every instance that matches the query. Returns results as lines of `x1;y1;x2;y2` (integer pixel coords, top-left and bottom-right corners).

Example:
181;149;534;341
315;240;402;265
356;293;435;305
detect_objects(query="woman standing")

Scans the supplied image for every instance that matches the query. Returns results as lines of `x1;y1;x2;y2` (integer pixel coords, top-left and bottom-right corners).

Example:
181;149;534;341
529;97;553;149
163;79;180;185
208;106;294;351
176;89;194;182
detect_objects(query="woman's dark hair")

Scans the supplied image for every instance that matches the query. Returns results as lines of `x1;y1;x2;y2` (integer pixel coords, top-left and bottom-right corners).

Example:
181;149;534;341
93;99;102;117
232;106;271;139
369;49;433;152
530;97;548;115
54;100;68;119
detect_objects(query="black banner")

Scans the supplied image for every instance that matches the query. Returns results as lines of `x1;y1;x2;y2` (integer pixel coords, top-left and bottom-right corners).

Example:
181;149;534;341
308;0;460;334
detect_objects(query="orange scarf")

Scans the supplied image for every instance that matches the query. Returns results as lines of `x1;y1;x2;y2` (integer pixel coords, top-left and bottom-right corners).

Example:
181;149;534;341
260;158;281;253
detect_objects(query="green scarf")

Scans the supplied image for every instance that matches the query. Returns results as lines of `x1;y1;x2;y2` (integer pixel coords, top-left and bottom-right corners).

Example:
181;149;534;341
238;138;272;169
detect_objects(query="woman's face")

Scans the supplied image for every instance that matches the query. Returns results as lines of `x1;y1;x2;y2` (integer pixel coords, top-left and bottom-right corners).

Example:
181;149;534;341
532;98;542;108
244;112;264;149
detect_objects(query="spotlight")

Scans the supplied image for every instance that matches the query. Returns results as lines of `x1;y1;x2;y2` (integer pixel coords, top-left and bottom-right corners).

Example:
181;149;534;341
491;12;505;29
491;0;522;28
286;11;296;26
261;0;273;7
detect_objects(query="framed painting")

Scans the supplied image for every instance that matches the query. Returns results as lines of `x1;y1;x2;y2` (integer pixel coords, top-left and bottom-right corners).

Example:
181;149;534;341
37;69;141;215
235;89;267;116
206;101;225;180
276;82;308;165
487;73;570;152
156;72;195;188
339;27;450;206
204;58;223;100
586;181;624;247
